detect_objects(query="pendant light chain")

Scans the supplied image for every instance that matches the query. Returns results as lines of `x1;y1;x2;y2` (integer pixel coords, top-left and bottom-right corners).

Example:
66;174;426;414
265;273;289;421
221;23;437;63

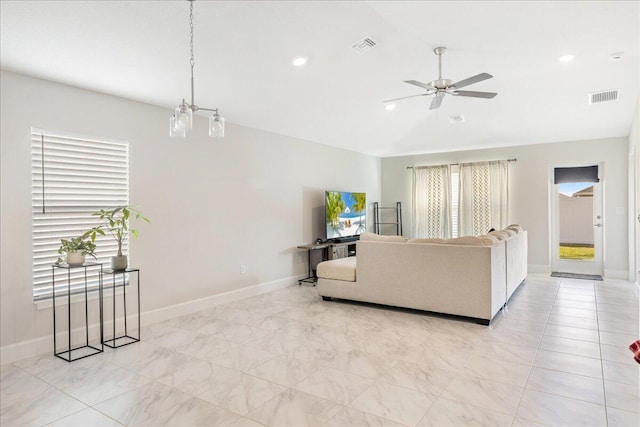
189;0;195;108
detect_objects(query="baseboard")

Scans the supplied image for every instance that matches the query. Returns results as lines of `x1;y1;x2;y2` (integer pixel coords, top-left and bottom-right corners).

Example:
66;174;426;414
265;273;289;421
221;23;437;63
0;335;52;366
527;265;629;280
603;269;630;280
140;275;299;326
0;275;301;365
528;264;550;274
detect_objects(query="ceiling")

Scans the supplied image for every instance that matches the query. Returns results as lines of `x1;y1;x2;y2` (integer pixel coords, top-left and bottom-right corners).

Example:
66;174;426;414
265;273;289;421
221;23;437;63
1;1;638;157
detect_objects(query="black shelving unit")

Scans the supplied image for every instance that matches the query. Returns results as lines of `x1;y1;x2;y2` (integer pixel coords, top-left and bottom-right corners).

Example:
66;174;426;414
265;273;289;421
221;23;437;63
51;262;104;362
373;201;403;235
101;268;141;348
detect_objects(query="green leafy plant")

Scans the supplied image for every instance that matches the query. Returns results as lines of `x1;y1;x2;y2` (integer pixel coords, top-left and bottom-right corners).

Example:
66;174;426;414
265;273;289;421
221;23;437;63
83;206;151;257
326;192;346;230
57;235;97;263
351;192;366;233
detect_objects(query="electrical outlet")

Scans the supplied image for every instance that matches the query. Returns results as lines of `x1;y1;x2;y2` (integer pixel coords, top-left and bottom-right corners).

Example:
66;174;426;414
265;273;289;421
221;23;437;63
240;265;246;275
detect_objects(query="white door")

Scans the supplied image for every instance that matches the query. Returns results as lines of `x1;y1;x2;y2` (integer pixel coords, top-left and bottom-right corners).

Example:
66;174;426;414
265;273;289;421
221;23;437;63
550;165;604;276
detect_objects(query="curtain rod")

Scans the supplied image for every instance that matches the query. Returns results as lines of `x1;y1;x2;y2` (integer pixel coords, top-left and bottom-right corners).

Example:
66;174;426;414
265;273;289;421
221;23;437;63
406;158;517;169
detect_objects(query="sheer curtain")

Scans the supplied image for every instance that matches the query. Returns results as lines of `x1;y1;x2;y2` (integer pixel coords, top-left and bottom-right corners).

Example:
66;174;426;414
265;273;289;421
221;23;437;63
413;165;451;238
458;160;509;236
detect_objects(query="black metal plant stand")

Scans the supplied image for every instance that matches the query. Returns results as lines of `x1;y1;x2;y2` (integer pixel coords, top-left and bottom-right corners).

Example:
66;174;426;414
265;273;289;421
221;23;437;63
51;262;104;362
101;268;140;348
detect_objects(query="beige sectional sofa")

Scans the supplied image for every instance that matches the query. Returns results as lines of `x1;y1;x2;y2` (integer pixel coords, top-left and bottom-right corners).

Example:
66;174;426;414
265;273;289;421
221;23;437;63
501;228;528;301
316;227;527;325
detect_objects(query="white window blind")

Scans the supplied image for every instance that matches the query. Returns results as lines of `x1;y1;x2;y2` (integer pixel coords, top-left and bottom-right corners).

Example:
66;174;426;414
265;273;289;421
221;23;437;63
31;128;129;300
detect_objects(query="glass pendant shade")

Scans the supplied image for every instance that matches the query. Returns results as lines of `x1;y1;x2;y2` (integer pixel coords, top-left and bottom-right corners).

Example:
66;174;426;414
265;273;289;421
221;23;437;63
169;114;186;138
176;104;193;131
184;107;193;131
209;113;225;138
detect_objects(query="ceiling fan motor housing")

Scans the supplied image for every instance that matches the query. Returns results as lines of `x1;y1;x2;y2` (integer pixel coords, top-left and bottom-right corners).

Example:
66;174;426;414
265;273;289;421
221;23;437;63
430;79;454;90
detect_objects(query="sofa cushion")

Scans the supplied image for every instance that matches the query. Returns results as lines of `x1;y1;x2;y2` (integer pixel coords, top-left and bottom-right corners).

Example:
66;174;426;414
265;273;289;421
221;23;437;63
317;256;357;282
506;224;523;233
443;236;494;246
359;232;408;243
489;230;511;240
407;238;445;244
479;234;500;243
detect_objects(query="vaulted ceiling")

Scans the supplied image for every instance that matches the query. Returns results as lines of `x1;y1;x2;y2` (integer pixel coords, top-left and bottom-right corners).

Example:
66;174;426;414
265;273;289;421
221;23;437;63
1;1;638;156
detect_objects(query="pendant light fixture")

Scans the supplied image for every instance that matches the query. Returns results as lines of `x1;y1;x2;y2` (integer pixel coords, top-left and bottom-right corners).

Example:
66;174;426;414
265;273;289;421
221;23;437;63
170;0;224;138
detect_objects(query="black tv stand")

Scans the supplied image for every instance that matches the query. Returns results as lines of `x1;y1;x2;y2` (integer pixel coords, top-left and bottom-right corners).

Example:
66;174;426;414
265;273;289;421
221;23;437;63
332;236;359;243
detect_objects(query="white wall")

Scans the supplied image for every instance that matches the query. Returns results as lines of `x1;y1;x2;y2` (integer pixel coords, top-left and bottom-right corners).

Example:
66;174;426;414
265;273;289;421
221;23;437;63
0;71;381;355
381;138;629;276
630;96;640;283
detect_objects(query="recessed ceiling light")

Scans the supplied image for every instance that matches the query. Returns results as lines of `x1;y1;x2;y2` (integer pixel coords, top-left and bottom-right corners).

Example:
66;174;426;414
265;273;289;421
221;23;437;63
385;104;396;111
558;54;574;63
610;52;624;61
292;56;308;67
448;114;465;124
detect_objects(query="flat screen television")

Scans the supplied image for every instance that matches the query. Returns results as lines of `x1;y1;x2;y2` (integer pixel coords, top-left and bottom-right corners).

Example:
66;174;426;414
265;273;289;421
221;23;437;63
325;191;366;241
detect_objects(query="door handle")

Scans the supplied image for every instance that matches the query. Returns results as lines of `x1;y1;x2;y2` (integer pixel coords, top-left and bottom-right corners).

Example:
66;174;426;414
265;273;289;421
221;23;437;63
593;223;602;227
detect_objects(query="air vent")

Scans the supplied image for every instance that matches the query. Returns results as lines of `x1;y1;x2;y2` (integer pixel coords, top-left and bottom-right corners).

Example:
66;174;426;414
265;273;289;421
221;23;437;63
589;89;619;104
448;114;465;124
351;37;377;54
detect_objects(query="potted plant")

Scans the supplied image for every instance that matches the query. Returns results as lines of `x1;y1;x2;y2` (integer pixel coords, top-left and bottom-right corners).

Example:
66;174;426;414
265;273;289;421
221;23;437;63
84;205;150;270
57;235;97;266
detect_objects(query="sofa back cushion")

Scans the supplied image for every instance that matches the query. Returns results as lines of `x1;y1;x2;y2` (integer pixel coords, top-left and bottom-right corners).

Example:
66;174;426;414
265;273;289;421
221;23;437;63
359;232;408;243
407;238;445;244
443;236;495;246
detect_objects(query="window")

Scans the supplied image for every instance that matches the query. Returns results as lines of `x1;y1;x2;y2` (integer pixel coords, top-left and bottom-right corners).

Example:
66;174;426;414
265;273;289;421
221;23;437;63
31;128;129;300
412;165;451;239
451;168;459;238
458;161;509;236
413;160;510;239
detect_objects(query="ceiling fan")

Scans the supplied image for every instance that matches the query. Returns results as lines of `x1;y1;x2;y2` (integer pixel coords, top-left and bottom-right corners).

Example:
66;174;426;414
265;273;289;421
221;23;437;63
385;47;497;110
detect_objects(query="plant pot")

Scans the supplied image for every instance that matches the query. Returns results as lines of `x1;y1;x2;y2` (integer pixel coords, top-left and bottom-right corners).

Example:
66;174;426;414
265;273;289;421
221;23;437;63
66;251;85;266
111;255;128;271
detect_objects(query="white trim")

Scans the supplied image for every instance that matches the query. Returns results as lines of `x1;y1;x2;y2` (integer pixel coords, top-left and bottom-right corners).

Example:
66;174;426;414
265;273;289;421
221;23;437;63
1;275;300;365
528;265;626;279
140;275;297;325
548;161;605;276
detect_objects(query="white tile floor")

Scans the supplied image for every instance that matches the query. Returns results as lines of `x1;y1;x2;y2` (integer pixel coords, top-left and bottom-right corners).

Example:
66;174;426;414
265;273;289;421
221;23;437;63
1;274;639;426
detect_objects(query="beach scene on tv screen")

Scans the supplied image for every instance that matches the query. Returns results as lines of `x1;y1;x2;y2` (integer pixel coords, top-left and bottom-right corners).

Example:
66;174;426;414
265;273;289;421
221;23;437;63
326;191;366;239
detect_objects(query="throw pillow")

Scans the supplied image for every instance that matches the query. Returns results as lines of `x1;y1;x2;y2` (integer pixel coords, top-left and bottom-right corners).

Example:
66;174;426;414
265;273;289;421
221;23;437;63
479;234;500;243
506;224;523;233
488;230;511;240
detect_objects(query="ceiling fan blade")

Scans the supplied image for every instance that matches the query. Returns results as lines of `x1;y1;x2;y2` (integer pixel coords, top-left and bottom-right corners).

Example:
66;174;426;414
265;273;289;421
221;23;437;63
429;94;444;110
404;80;433;90
452;90;497;99
383;93;431;103
452;73;493;89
